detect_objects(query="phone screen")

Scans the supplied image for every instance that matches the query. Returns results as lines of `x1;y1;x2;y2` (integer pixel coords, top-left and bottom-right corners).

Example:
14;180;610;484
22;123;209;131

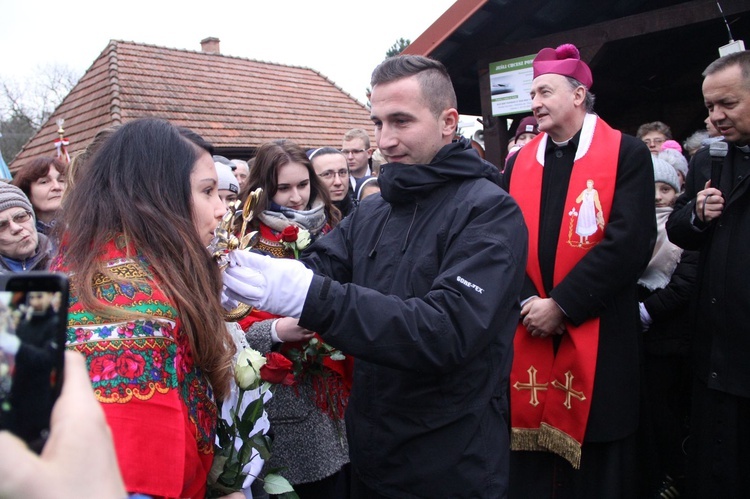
0;272;68;452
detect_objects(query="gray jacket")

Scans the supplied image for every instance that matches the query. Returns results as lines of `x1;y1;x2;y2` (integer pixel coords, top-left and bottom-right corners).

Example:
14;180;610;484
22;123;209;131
245;319;349;485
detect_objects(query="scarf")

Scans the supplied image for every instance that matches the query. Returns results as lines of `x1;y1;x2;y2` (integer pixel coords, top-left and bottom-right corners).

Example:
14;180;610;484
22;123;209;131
638;207;681;291
509;114;621;468
257;198;327;235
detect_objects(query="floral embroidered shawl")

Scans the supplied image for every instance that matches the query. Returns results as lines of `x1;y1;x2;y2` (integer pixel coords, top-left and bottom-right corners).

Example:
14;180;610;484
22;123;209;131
54;236;216;498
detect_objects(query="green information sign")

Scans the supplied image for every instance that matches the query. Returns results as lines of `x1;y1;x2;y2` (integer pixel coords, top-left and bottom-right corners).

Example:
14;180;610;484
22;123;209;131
489;54;535;117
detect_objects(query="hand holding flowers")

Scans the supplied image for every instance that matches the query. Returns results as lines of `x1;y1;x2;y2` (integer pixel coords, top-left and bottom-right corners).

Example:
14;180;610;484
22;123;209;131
208;348;298;498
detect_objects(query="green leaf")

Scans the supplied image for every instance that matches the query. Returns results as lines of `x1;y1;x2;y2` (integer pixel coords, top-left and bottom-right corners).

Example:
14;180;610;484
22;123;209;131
242;397;265;424
238;442;254;464
250;432;273;460
236;418;254;439
263;473;297;495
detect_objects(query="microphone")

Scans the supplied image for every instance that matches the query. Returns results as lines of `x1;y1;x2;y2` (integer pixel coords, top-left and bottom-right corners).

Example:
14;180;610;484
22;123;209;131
710;141;728;195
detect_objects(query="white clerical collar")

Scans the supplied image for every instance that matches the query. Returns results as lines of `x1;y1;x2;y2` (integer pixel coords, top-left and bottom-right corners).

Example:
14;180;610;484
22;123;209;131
536;113;598;166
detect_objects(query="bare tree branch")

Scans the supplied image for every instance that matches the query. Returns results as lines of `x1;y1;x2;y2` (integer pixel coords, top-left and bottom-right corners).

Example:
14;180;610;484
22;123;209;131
0;64;81;161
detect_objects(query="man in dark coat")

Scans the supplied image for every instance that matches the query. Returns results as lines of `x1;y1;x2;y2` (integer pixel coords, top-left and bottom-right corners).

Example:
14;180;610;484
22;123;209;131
666;49;750;497
500;43;654;497
223;55;528;498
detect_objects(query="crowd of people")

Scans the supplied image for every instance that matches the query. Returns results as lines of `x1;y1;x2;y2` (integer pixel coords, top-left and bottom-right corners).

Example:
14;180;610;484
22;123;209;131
0;44;748;499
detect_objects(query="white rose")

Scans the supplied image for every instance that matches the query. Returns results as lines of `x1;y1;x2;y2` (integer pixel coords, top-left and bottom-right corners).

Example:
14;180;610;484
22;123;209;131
235;348;267;389
296;229;312;250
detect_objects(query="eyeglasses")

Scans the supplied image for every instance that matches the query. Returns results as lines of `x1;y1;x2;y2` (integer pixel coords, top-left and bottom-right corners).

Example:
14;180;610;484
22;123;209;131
643;138;666;146
341;148;366;156
318;169;350;180
0;211;32;233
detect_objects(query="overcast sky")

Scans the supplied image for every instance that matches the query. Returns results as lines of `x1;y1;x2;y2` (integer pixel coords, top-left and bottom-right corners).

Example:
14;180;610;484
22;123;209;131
0;0;457;105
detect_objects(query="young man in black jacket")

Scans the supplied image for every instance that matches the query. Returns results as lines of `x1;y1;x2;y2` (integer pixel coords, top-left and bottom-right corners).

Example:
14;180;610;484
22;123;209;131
223;55;528;498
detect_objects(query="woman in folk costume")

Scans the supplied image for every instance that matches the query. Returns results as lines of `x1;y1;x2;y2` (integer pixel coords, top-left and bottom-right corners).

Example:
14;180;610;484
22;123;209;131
53;118;238;499
235;140;352;498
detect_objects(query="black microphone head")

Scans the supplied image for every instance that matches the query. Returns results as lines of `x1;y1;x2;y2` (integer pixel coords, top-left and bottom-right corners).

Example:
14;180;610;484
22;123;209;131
710;141;729;158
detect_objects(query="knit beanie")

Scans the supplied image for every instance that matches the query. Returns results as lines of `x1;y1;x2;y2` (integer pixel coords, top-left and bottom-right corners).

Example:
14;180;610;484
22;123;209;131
515;116;539;141
653;157;680;192
215;162;239;194
660;139;683;154
0;182;34;214
657;148;689;179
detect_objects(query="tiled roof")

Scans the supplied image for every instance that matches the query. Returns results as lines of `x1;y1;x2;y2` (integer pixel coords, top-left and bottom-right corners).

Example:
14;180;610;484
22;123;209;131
10;40;373;171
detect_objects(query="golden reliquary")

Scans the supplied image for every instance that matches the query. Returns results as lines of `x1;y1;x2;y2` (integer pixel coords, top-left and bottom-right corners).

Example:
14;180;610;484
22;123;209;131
208;188;263;321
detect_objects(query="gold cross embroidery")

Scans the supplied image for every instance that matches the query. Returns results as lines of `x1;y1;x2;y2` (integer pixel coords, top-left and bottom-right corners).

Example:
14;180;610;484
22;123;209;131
513;365;548;407
551;370;586;409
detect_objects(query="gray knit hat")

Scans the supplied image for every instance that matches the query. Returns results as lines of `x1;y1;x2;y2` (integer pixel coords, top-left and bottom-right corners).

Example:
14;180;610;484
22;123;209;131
653;157;680;192
0;182;34;214
657;148;689;179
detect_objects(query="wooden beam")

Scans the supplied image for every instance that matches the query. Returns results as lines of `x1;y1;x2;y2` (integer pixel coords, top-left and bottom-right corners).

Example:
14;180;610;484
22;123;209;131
478;0;747;65
403;0;489;57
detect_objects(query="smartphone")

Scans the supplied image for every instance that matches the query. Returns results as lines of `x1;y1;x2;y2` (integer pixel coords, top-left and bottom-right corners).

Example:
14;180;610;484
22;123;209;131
0;272;68;452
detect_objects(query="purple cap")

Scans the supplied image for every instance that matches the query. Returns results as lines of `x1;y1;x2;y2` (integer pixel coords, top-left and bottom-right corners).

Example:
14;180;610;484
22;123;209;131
533;44;593;88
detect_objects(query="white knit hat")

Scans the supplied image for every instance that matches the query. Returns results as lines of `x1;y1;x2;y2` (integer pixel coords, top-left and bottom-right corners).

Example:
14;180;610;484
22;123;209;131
657;148;689;179
653;157;680;192
214;162;239;194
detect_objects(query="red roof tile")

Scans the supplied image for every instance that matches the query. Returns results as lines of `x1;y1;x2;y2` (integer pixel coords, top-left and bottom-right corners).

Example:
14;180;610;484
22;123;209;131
10;40;373;171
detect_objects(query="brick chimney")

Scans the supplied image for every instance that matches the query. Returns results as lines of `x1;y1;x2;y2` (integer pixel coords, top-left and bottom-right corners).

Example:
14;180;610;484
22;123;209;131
200;37;220;54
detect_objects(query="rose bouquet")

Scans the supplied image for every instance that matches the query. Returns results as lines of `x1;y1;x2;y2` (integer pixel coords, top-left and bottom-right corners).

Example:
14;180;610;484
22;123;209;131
277;225;350;421
281;336;350;422
207;348;298;498
279;225;311;259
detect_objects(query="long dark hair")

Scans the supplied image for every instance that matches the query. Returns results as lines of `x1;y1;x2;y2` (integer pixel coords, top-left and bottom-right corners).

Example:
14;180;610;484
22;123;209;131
60;118;234;399
242;140;340;227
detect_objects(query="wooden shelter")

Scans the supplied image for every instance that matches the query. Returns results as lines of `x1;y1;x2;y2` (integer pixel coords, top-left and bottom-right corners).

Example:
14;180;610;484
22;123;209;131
404;0;750;167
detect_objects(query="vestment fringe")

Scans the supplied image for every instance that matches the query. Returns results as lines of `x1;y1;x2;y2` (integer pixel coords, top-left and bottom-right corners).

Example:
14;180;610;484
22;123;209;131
510;427;546;452
538;422;582;469
511;425;582;469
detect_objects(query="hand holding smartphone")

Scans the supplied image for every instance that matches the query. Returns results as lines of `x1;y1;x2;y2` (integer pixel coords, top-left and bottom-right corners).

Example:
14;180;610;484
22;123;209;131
0;272;68;452
0;351;128;499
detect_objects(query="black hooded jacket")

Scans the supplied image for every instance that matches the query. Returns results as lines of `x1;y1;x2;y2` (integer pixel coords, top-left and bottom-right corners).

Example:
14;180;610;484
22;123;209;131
300;138;528;498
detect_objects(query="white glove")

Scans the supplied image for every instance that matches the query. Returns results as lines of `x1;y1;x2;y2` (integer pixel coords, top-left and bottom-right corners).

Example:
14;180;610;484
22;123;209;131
638;302;653;332
220;289;240;311
223;250;314;319
0;330;21;355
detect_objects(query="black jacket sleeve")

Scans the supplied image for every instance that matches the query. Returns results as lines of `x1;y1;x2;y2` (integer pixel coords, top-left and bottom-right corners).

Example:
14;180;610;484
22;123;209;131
667;149;712;250
299;193;528;373
642;249;699;320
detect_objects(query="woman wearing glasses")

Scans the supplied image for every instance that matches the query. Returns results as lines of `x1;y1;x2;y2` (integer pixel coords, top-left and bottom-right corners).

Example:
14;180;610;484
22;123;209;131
0;183;53;273
310;147;355;218
236;140;351;498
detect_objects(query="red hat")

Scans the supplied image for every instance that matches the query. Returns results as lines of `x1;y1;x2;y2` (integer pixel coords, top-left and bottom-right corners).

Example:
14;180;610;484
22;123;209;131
515;116;539;141
532;44;593;88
